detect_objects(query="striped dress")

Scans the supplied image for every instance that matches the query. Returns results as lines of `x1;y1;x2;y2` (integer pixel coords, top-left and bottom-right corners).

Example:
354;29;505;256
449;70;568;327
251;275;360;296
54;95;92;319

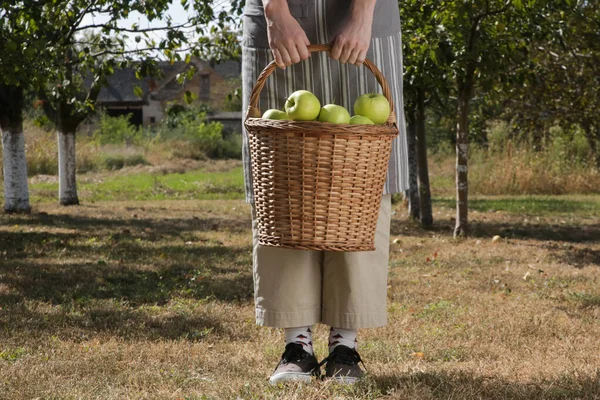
241;0;409;204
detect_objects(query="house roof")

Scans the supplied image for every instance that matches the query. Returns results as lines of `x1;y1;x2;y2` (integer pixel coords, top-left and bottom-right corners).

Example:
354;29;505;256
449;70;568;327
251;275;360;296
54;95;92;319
95;58;240;106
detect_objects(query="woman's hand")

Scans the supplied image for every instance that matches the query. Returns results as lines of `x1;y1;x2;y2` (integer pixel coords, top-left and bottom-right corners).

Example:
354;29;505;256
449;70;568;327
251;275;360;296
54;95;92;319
263;0;310;69
330;0;376;66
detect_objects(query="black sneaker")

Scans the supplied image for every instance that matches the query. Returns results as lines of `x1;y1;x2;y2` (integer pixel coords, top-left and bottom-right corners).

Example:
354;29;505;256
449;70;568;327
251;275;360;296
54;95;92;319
319;345;366;383
269;343;320;384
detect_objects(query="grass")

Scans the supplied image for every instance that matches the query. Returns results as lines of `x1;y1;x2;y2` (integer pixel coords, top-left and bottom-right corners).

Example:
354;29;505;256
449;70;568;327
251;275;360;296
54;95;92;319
1;185;599;398
432;195;600;216
0;160;246;204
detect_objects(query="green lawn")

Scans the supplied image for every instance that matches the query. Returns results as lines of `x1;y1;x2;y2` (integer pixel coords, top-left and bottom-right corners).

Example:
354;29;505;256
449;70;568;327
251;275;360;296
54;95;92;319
13;166;247;204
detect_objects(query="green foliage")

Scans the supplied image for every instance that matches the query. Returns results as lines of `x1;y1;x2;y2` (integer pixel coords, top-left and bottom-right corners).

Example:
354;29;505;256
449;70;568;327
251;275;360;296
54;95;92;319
2;0;242;135
546;125;593;169
161;103;214;129
223;85;243;112
154;104;241;159
486;120;511;154
92;113;145;146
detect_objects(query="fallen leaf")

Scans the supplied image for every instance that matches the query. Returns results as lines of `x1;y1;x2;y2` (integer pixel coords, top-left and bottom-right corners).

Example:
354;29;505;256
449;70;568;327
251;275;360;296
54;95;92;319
412;352;425;360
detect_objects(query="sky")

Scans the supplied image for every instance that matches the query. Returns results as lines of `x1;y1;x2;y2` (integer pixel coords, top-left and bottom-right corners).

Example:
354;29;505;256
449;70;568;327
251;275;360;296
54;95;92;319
79;1;236;59
81;3;191;31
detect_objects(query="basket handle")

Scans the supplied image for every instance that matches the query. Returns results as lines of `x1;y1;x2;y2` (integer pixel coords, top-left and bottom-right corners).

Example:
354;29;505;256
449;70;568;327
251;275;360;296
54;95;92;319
246;44;396;125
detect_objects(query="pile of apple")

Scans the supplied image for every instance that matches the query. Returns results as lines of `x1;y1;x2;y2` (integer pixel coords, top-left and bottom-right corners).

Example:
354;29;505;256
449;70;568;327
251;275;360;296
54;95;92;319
262;90;390;125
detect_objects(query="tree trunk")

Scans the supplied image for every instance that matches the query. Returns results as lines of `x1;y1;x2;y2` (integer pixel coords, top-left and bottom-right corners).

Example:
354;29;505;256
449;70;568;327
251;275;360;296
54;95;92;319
405;109;420;220
415;88;433;227
454;87;470;237
0;85;30;213
57;130;79;205
2;128;31;213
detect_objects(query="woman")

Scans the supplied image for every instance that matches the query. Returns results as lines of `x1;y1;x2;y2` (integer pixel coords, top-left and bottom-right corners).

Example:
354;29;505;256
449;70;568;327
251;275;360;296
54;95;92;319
241;0;409;383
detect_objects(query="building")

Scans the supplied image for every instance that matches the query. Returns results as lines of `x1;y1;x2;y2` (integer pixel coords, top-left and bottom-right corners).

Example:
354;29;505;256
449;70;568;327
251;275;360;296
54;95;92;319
95;58;241;127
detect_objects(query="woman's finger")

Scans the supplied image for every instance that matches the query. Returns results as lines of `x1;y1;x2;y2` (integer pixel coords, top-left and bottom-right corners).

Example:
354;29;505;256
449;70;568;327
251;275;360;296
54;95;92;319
287;42;302;64
339;42;353;63
296;42;310;61
278;46;292;67
302;31;310;47
330;36;345;60
354;48;367;66
272;48;287;69
348;47;361;65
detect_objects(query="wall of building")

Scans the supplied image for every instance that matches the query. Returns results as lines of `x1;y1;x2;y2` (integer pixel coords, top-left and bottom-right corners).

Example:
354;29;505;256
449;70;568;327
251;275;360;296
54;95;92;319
142;100;165;126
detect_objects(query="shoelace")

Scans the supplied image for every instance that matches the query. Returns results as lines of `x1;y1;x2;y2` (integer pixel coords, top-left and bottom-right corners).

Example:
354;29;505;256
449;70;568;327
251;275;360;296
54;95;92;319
318;345;367;372
280;342;310;364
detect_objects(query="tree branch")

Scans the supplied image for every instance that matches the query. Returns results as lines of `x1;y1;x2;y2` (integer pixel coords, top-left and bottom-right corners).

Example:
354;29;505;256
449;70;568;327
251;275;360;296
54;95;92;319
74;21;195;34
477;0;510;20
85;46;192;63
37;88;58;125
63;1;100;44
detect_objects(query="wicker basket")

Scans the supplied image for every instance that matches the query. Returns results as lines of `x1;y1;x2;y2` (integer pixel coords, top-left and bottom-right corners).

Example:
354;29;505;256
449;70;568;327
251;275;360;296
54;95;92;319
244;44;399;252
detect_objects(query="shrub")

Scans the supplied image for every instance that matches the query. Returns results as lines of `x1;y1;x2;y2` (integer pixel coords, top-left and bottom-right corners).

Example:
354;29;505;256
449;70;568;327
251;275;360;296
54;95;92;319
152;104;241;160
92;113;145;146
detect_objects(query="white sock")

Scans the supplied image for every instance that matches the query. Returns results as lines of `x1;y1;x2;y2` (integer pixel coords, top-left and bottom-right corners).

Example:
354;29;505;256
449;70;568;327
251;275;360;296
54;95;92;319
284;326;314;355
328;327;358;353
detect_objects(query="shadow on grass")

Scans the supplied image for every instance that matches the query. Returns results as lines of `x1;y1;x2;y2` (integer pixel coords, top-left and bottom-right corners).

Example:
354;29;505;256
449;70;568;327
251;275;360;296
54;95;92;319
371;371;600;400
433;197;600;215
390;219;600;243
1;300;235;342
0;242;253;307
0;223;253;341
3;213;251;236
551;246;600;269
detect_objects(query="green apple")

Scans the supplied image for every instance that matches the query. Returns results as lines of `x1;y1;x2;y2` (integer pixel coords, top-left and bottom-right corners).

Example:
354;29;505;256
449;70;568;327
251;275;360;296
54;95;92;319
285;90;321;121
262;109;289;120
353;93;390;125
317;104;351;124
349;115;375;125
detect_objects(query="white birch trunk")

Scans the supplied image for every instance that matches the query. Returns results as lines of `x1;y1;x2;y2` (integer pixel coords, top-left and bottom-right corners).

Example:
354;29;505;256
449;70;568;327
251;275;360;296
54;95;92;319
1;128;31;213
57;130;79;205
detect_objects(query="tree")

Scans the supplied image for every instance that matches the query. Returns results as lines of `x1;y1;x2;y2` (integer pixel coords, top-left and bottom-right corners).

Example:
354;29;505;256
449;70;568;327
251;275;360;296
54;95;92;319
505;2;600;164
0;1;48;213
402;0;560;237
29;0;240;205
400;0;452;228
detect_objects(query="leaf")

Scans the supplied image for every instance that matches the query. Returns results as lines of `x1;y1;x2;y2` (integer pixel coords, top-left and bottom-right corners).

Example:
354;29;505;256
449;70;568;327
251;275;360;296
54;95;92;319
512;0;524;11
184;90;194;104
133;85;143;98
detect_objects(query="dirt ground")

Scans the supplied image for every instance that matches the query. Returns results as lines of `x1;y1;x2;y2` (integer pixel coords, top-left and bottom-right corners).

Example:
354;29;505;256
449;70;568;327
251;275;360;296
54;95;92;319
1;197;599;399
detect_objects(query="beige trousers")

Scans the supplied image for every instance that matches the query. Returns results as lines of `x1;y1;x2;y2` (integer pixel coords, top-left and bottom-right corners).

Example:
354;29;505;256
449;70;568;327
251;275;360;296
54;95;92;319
251;194;392;329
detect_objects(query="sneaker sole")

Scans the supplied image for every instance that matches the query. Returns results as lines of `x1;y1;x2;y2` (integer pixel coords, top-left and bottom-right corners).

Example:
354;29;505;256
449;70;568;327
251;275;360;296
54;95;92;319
327;375;362;384
269;371;313;384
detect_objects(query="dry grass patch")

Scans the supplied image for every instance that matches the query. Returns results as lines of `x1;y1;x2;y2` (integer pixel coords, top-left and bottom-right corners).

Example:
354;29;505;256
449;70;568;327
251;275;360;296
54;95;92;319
1;198;599;399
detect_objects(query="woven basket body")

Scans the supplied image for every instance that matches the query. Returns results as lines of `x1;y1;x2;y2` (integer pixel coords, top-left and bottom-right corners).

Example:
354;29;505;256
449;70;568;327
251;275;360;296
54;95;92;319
245;45;399;252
